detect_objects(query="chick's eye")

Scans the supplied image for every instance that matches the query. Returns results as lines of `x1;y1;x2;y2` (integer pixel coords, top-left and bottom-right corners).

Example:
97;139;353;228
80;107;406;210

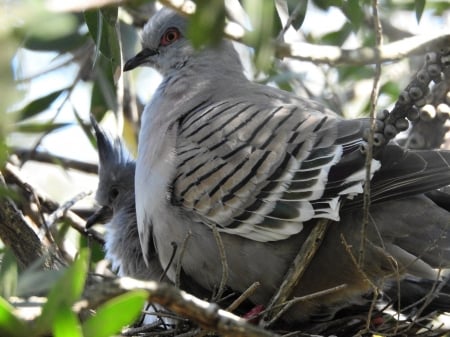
109;187;119;202
160;28;180;46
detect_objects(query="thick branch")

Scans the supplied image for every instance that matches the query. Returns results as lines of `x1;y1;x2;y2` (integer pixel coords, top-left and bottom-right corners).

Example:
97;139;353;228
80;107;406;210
83;277;280;337
0;172;64;270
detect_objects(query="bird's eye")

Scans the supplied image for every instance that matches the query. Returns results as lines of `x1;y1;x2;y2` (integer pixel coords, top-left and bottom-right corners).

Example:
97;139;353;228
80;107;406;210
109;187;119;202
160;27;181;46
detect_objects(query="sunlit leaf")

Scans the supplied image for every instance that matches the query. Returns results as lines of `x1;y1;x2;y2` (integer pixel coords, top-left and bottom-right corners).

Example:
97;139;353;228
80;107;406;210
82;290;147;337
13;11;80;52
188;0;226;48
33;249;89;335
0;249;18;298
243;0;281;70
0;297;28;337
16;89;67;121
15;122;70;133
53;304;82;337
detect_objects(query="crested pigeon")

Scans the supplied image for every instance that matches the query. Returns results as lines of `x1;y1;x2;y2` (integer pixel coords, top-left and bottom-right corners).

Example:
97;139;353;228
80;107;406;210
124;8;450;323
86;117;164;280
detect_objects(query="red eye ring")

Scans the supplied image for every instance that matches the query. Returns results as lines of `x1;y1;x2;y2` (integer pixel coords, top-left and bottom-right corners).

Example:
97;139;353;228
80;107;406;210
160;27;181;46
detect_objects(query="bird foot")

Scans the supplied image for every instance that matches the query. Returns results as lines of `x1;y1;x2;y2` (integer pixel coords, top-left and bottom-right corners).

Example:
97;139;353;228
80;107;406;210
242;304;265;323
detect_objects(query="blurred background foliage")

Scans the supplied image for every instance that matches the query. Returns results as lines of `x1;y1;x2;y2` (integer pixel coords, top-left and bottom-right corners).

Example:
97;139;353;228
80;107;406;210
0;0;449;336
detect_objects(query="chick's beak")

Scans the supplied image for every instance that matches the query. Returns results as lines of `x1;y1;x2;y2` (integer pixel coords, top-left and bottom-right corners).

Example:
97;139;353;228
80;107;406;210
123;48;158;71
85;206;113;229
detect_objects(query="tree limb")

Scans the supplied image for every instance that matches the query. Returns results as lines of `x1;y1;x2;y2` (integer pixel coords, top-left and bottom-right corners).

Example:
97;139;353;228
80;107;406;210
82;277;280;337
0;172;64;270
13;148;98;174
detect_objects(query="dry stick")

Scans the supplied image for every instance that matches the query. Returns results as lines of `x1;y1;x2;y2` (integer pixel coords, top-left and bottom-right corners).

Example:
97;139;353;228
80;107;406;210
45;191;92;229
264;284;348;327
176;231;192;288
13;148;98;174
226;282;260;313
211;224;229;302
82;277;280;337
5;161;104;245
260;218;330;328
360;0;383;268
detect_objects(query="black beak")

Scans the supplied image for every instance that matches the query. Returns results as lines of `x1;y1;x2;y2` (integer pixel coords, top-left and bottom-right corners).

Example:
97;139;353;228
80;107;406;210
85;206;113;229
123;48;158;71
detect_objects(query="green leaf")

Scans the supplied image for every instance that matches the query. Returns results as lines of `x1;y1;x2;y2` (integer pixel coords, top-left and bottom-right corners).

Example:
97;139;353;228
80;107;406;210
34;249;89;335
84;9;121;81
286;0;308;30
343;0;364;30
82;290;147;337
0;297;28;337
24;32;88;53
243;0;280;70
188;0;226;48
17;261;63;297
312;0;343;10
0;249;18;298
415;0;426;22
13;12;80;52
15;122;70;133
17;89;67;120
337;65;374;82
321;22;353;46
53;304;82;337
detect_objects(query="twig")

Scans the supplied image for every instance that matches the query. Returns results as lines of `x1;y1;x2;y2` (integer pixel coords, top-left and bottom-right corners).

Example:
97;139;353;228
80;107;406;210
263;284;348;327
176;231;192;288
211;224;229;302
260;218;329;327
226;282;260;313
82;277;281;337
46;191;92;228
48;0;450;66
360;0;383;267
13;148;98;174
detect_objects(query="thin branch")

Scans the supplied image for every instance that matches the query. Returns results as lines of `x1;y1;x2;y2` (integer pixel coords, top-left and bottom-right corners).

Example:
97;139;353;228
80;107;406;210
211;224;229;302
260;218;329;327
48;0;450;66
13;148;98;174
360;0;383;267
226;282;260;313
82;277;281;337
262;284;348;327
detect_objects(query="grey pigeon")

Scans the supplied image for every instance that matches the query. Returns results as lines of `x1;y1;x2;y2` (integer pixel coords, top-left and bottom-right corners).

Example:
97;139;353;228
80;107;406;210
86;117;210;298
124;8;450;323
86;117;163;280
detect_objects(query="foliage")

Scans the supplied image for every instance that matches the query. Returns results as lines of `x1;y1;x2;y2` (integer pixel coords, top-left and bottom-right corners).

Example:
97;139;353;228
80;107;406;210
0;0;449;336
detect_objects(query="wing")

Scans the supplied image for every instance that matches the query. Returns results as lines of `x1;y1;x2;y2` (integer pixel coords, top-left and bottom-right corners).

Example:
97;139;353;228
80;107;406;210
171;88;374;242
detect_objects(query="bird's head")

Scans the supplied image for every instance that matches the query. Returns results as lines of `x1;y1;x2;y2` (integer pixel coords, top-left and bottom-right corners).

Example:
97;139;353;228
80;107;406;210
123;8;191;74
86;116;136;228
